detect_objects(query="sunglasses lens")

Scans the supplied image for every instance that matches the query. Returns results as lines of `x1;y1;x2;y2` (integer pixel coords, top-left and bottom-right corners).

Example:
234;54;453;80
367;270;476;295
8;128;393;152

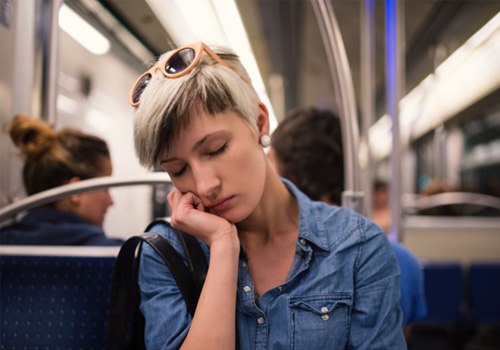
165;48;196;75
132;74;152;104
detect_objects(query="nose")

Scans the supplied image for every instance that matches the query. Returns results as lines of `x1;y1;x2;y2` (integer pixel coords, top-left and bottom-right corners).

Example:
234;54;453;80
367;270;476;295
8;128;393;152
104;189;114;207
192;164;220;199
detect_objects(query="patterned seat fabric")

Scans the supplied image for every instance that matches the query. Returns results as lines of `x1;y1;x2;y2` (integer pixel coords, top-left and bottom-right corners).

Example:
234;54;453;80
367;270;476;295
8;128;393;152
0;255;116;349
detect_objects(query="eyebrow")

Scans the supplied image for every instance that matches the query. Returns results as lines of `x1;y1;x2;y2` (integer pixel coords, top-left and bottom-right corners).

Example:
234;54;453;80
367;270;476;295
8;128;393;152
160;130;228;164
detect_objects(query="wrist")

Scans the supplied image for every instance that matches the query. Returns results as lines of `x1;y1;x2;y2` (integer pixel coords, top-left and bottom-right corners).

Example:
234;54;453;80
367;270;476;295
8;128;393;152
210;233;240;258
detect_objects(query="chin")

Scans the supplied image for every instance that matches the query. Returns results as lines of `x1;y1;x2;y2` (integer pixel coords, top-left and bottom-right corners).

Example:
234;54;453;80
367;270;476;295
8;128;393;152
221;209;251;224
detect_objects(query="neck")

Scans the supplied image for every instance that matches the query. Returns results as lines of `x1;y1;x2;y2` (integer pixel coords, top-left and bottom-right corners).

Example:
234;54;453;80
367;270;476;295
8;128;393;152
237;170;299;243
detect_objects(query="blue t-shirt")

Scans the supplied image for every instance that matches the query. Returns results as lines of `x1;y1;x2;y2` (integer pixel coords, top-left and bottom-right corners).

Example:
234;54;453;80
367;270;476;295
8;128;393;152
139;179;406;349
390;241;428;325
0;208;123;246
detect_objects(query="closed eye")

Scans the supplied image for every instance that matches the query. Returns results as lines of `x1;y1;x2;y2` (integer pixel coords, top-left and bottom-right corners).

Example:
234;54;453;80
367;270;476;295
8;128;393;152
207;144;227;158
171;166;187;177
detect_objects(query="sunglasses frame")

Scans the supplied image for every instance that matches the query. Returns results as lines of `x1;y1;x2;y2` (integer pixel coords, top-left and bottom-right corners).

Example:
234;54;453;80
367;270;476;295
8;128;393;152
129;42;223;107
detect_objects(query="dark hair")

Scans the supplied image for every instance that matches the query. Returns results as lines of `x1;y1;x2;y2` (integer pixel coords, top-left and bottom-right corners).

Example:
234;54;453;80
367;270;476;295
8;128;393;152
271;107;344;204
9;114;110;195
374;179;388;192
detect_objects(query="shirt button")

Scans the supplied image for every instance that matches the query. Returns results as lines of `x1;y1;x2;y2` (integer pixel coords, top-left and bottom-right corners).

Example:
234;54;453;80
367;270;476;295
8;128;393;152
299;238;307;245
320;306;328;313
322;314;330;321
257;317;265;325
243;285;251;293
277;286;283;293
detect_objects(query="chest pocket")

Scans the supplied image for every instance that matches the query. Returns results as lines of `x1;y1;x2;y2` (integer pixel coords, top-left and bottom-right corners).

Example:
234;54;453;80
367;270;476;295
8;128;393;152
289;293;352;350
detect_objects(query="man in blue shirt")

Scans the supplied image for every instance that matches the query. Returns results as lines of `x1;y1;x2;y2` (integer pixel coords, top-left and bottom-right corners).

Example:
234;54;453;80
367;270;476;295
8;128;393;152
269;107;427;329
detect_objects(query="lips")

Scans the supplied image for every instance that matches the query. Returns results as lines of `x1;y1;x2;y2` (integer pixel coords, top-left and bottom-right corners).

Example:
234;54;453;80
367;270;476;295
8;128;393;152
207;196;234;212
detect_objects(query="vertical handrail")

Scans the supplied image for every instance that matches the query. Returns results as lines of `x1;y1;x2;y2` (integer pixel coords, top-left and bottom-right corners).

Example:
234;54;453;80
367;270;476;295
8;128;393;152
310;0;364;214
36;0;63;123
360;0;376;217
385;0;404;241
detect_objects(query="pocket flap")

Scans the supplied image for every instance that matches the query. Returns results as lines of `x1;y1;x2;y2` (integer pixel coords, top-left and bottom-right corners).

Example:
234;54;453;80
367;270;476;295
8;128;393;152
289;293;352;314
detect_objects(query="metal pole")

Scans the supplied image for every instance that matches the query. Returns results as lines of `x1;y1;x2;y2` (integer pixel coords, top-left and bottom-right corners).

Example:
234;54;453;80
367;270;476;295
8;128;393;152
36;0;62;123
310;0;364;214
360;0;376;217
385;0;405;241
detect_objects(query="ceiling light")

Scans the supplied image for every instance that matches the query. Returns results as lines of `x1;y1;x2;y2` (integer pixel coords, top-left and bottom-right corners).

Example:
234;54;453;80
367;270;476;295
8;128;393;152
58;4;110;55
369;11;500;159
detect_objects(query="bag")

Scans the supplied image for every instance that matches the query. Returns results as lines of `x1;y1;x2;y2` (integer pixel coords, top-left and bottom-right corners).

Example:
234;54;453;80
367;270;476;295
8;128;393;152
107;219;208;350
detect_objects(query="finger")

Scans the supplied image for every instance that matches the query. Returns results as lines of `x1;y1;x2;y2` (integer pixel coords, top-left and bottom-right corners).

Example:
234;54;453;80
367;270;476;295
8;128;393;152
167;187;182;208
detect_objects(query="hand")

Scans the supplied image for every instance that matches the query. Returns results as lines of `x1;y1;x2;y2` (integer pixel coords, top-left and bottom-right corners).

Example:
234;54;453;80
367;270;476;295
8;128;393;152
167;188;238;247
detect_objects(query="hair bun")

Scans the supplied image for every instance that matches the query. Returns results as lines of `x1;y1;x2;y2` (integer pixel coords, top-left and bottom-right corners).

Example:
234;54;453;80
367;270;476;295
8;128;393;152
9;114;56;158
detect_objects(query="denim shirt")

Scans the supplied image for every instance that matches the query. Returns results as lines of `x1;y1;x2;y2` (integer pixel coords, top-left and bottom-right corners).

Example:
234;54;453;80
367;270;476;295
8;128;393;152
139;179;406;349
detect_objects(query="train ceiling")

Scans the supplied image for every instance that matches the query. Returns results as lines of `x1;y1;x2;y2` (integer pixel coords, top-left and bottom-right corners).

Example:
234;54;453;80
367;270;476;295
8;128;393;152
90;0;499;122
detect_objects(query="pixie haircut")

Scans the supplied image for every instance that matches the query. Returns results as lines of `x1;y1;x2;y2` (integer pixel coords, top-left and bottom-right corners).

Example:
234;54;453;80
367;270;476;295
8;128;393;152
133;44;261;169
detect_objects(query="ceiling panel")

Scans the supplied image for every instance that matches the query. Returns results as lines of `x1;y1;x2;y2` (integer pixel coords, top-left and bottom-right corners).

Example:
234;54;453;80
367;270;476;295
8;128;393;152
93;0;499;122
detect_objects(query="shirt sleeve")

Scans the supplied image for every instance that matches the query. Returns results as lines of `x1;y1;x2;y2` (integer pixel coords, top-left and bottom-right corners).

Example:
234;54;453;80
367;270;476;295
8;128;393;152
410;258;428;323
138;231;192;350
348;220;407;349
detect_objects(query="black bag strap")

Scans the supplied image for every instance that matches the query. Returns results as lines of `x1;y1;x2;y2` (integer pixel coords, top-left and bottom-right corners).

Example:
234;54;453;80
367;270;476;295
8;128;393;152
179;233;208;296
107;235;147;350
107;229;204;350
141;232;199;314
145;219;208;298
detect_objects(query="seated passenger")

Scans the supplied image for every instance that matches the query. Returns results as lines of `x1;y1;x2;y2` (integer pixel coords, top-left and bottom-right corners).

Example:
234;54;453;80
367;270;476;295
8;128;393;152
371;180;428;327
0;114;123;246
132;42;405;348
269;106;427;330
372;180;391;233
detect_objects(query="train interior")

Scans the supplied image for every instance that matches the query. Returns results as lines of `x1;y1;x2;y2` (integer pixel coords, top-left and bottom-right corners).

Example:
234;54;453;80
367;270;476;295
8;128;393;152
1;0;499;348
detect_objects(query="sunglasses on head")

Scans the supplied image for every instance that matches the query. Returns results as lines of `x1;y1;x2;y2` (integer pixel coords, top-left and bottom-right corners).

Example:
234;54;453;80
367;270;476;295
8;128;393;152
128;42;223;107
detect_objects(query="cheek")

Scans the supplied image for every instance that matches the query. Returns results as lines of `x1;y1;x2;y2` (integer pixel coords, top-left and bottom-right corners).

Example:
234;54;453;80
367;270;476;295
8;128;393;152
227;141;263;178
169;174;192;194
84;192;108;211
226;145;267;206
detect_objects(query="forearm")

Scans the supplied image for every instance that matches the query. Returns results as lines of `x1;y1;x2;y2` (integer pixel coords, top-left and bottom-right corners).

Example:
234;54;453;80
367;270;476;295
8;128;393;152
181;238;240;350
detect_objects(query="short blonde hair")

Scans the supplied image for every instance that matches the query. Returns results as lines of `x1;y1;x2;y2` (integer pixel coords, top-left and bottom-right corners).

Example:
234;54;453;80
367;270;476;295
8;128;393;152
133;44;261;169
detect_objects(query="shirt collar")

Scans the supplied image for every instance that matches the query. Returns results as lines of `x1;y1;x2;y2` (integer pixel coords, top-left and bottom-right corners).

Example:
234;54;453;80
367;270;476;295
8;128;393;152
281;178;330;251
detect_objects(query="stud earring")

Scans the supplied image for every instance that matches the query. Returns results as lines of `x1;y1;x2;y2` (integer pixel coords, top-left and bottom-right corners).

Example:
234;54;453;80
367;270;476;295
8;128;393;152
259;134;271;147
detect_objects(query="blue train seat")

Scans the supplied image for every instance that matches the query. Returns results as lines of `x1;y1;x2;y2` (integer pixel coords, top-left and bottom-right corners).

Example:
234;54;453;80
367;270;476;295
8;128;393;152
421;262;464;324
0;253;116;349
469;263;500;324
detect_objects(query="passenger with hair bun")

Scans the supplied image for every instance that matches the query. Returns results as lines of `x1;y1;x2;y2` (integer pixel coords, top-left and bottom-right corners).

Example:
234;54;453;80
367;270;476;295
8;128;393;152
0;114;123;246
131;42;405;349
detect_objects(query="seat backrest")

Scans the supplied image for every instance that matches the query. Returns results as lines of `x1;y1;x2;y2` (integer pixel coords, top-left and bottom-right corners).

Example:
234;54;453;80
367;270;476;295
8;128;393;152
469;262;500;324
0;254;116;349
421;262;463;323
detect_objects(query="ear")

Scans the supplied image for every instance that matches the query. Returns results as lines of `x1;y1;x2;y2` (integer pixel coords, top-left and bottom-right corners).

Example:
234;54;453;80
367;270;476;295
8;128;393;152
67;177;82;205
256;102;270;136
